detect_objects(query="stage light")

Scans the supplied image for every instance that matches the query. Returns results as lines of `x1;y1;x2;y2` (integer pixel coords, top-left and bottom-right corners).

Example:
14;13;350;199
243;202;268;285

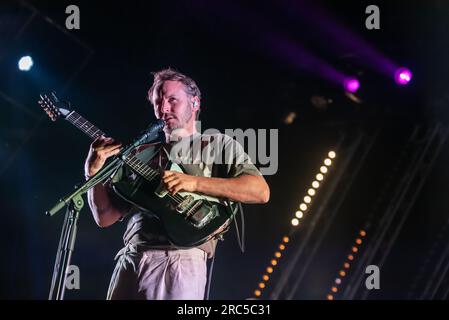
343;77;360;93
259;282;266;289
283;111;297;125
304;196;311;204
279;244;286;251
320;166;328;174
312;181;320;188
328;151;336;159
295;211;304;219
275;252;281;258
291;218;299;226
254;290;261;297
263;275;269;281
308;188;316;196
324;158;332;166
394;67;412;85
328;230;367;297
267;267;273;273
18;56;33;71
299;203;308;211
271;259;278;266
316;174;324;181
283;236;289;243
327;294;334;300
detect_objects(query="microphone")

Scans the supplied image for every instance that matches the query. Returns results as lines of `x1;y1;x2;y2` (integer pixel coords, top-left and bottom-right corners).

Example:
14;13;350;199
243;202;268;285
118;119;165;159
134;119;166;146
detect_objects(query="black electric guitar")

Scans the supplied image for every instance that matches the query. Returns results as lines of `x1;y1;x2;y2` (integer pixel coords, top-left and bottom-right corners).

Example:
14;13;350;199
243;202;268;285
38;92;235;247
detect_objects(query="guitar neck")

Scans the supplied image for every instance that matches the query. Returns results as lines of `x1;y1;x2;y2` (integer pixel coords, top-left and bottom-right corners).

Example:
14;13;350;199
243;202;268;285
65;111;105;140
65;110;160;181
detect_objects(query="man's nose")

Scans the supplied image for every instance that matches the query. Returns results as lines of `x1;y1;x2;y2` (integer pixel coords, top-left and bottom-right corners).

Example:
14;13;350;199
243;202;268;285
160;100;171;114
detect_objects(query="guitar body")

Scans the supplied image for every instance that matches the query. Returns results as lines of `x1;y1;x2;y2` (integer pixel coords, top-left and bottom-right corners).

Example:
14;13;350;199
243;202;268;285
112;162;234;247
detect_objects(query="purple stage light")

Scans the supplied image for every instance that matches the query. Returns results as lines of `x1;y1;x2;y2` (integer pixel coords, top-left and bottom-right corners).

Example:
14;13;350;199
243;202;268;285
394;67;412;85
344;77;360;93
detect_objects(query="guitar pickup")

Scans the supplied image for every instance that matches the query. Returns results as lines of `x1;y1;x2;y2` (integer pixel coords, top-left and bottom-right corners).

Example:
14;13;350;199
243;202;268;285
154;181;168;198
176;195;195;213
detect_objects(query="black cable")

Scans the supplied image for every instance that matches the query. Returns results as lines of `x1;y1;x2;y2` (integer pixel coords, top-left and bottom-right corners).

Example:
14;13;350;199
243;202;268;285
231;202;244;253
205;243;217;300
234;202;245;253
205;202;245;299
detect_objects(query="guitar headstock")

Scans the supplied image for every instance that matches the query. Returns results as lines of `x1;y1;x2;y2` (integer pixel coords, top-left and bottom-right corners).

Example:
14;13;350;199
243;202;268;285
38;92;71;121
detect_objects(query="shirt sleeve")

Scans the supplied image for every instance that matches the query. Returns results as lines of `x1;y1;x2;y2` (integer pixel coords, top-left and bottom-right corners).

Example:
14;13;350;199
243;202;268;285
216;134;262;178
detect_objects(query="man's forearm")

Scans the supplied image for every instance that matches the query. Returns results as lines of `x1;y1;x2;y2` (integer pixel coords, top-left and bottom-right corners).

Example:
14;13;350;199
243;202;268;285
195;174;270;204
87;183;123;227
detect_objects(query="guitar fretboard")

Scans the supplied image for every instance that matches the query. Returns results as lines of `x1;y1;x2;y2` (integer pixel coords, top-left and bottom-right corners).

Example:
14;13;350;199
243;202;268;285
123;155;160;181
66;111;105;140
66;111;161;182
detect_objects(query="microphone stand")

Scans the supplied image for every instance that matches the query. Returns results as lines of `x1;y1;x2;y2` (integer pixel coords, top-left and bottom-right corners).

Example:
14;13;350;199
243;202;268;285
47;120;164;300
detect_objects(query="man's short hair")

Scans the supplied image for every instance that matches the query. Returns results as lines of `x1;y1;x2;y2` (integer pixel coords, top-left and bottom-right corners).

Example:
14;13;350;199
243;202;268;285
148;68;202;120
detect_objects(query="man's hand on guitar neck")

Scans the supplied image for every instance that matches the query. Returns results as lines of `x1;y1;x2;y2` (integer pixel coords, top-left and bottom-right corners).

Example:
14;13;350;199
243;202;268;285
84;136;124;228
84;136;122;178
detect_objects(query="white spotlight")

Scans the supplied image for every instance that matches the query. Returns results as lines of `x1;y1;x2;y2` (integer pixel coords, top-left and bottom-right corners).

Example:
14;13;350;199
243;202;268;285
18;56;33;71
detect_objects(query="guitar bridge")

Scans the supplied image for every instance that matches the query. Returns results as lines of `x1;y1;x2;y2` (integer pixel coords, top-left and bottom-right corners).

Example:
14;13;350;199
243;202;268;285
154;181;168;198
187;201;219;228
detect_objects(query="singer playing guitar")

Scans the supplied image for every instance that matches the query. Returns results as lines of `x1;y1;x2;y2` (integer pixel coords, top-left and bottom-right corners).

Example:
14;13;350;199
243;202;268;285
84;69;270;300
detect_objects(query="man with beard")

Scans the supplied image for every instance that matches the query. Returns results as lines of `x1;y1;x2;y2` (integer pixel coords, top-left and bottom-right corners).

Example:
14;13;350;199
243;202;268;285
84;69;270;299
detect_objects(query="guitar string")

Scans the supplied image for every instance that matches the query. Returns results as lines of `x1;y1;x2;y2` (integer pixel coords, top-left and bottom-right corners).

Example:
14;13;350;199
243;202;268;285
57;105;201;215
69;113;193;208
125;152;186;205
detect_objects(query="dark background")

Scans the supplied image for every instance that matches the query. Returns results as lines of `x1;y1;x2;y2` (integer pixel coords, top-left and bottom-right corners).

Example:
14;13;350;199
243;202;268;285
1;0;449;299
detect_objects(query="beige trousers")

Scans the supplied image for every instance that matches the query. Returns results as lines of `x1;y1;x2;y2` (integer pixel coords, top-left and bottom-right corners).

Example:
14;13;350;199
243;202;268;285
107;245;208;300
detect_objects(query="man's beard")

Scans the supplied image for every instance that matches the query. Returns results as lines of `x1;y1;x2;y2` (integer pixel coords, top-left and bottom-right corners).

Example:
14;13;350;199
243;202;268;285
164;108;193;136
169;109;192;130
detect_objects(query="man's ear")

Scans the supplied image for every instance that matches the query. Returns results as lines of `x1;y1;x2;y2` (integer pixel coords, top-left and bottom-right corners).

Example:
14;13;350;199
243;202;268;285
191;97;200;111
